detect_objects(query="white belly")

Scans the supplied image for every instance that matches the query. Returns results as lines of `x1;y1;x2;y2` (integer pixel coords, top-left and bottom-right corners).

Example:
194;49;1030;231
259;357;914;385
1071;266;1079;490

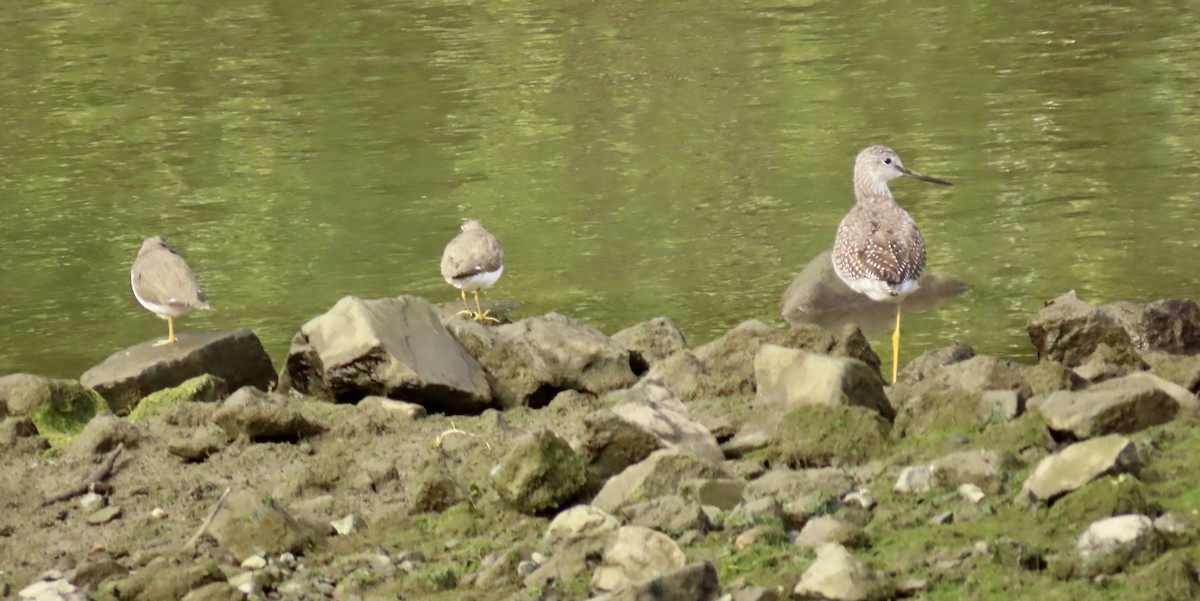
841;276;919;303
446;265;503;292
132;275;194;319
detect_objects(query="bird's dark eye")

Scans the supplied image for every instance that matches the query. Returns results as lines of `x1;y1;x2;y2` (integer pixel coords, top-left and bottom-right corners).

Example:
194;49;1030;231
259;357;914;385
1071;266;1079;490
883;158;893;165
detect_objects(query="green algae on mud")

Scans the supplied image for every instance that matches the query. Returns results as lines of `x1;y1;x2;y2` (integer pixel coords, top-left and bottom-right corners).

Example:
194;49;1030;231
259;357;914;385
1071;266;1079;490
768;404;890;468
128;374;227;423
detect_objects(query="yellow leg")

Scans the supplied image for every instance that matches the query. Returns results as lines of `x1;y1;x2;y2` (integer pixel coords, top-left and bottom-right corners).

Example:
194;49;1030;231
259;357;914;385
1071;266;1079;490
473;291;500;323
891;304;901;384
153;316;177;346
457;290;473;316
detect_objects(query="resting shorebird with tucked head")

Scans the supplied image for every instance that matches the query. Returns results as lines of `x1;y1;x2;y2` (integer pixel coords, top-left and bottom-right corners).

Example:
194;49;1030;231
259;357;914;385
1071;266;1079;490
832;145;952;384
130;236;210;346
440;218;504;322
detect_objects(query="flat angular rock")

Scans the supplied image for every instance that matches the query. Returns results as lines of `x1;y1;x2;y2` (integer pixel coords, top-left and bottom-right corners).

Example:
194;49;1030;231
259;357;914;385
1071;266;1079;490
446;312;636;409
68;413;140;457
621;495;712;536
1036;376;1178;438
754;345;893;421
1026;291;1139;368
593;448;734;513
1019;434;1140;504
583;386;722;478
897;343;975;383
930;449;1011;495
694;321;881;398
1099;299;1200;354
280;296;490;411
926;355;1033;401
82;328;275;414
587;561;720;601
639;350;705;399
744;468;854;504
1077;514;1160;574
795;516;868;549
210;489;321;559
590;526;687;594
768;404;890;468
493;429;587;515
612;316;689;367
793;543;892;601
680;478;746;511
544;505;620;545
211;387;325;442
893;465;935;495
357;396;428;420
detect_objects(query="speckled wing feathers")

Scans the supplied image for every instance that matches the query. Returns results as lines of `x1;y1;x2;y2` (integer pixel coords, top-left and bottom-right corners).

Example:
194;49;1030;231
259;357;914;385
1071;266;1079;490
440;230;504;281
834;205;926;292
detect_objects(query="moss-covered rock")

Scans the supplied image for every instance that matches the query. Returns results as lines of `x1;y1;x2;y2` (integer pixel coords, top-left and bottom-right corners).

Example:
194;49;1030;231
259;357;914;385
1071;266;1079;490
1128;552;1200;601
892;383;986;438
1049;474;1160;529
493;429;586;515
24;379;109;449
128;374;228;423
768;405;889;468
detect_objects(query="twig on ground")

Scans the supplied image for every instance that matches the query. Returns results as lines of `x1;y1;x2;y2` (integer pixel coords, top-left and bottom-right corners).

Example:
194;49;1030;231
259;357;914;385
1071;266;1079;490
433;420;492;451
184;486;231;550
41;443;124;506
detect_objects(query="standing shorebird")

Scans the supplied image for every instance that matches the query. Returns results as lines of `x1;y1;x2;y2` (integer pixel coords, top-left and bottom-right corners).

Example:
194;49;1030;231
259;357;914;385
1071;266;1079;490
441;218;504;322
131;236;210;346
832;145;952;384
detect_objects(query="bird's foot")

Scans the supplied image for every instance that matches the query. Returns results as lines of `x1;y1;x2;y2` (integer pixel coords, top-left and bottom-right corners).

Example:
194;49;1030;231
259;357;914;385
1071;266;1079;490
152;337;177;347
457;309;474;317
472;310;501;324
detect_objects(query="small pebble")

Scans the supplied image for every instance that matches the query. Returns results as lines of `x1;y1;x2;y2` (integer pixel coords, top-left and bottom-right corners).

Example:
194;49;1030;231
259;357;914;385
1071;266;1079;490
958;483;986;504
150;507;167;520
842;489;876;511
228;571;259;595
278;552;296;567
928;511;954;525
516;560;539;578
78;493;105;512
241;555;267;570
530;551;547;565
330;514;362;536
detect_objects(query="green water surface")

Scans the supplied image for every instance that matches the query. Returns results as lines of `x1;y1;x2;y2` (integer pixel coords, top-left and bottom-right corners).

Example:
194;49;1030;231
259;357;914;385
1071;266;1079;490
1;0;1198;377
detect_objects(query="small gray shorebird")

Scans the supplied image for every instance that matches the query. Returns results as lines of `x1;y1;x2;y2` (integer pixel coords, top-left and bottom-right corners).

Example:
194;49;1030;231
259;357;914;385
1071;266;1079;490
440;218;504;322
832;145;952;384
130;236;210;346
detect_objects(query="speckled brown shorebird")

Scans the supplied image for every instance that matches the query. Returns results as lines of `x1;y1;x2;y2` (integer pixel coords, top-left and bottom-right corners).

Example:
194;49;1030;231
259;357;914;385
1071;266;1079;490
440;219;504;322
832;145;952;384
130;236;210;346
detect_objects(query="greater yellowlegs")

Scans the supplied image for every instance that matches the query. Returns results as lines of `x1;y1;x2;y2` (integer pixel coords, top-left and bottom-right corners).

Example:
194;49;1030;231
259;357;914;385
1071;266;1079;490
441;218;504;322
131;236;210;346
832;145;952;383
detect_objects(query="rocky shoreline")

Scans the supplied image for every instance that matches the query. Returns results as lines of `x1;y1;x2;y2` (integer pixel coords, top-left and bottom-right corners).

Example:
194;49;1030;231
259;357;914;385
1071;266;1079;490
2;290;1200;600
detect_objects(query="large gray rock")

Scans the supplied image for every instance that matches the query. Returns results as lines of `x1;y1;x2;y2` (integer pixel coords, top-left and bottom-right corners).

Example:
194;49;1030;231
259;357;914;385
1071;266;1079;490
593;448;734;513
446;312;637;409
1036;375;1179;438
590;526;687;594
639;350;705;399
753;345;893;421
793;543;892;601
211;387;325;442
81;328;275;414
1099;299;1200;354
1026;291;1139;368
1076;514;1161;574
492;429;587;515
612;317;689;367
588;561;720;601
583;385;723;479
279;296;490;411
1019;434;1140;504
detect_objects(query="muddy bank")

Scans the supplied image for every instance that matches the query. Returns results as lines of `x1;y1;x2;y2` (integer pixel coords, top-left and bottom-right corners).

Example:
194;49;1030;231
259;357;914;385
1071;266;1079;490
3;291;1200;601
